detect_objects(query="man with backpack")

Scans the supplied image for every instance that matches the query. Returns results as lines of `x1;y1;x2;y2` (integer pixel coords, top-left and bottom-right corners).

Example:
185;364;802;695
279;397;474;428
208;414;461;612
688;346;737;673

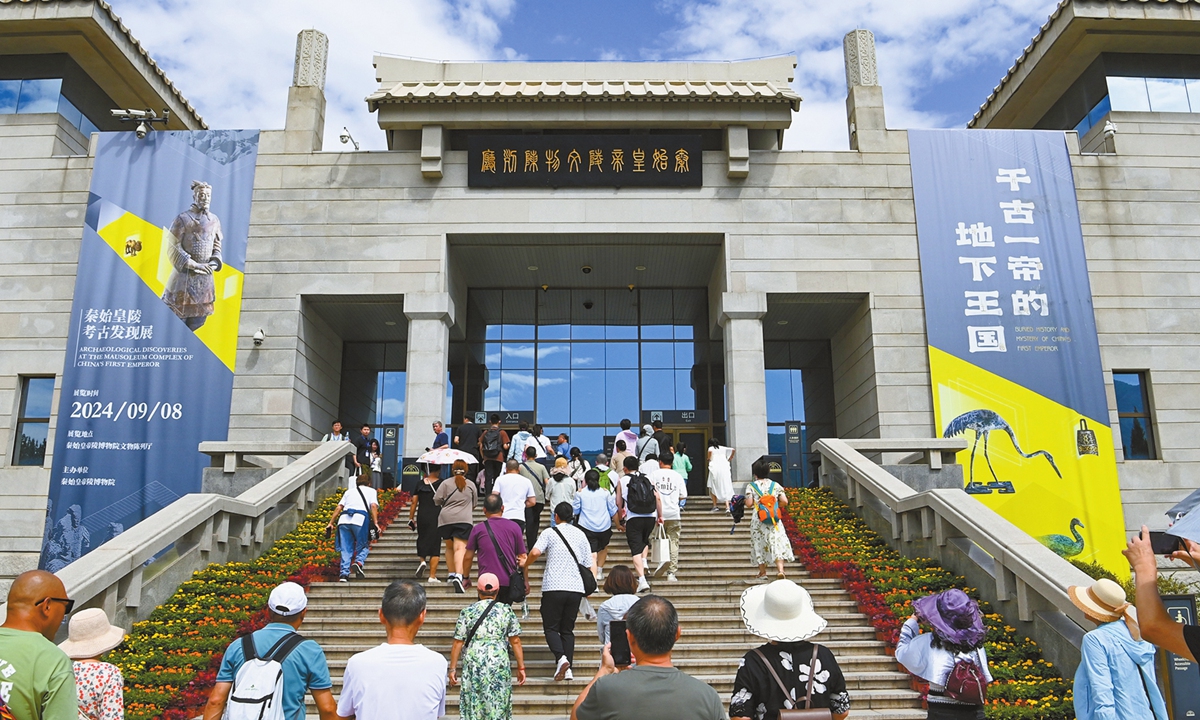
204;582;336;720
615;455;662;594
478;414;509;495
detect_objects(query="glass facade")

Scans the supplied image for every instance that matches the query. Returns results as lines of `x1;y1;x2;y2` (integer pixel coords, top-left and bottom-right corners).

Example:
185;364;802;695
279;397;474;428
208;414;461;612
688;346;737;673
450;288;722;455
1075;76;1200;136
14;376;54;466
0;78;100;136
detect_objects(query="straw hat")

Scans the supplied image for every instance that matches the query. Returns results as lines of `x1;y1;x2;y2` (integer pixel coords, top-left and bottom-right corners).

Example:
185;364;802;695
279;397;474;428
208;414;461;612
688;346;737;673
58;609;125;659
1069;579;1141;639
740;579;827;642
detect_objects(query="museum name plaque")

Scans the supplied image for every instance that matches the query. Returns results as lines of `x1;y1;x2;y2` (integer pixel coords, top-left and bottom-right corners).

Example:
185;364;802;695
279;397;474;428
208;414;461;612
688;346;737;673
468;134;703;188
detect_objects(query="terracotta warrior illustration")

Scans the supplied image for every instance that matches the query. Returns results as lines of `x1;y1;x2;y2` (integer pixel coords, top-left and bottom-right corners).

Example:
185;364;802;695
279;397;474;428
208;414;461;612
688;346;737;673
162;180;223;330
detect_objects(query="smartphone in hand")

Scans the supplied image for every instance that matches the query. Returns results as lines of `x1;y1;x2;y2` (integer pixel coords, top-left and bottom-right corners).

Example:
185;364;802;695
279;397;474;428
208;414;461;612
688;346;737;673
1150;531;1183;555
610;620;632;667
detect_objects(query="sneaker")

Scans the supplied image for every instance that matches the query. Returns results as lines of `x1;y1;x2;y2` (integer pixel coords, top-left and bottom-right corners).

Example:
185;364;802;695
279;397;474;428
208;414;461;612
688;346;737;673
653;562;669;578
596;568;604;581
451;576;465;594
667;573;678;582
636;576;650;594
564;668;574;681
427;576;442;584
554;656;571;681
415;560;428;578
338;576;349;583
710;506;723;513
353;563;366;579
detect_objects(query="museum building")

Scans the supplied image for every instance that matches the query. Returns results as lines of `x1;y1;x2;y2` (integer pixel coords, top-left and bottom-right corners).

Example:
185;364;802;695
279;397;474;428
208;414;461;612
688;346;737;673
1;0;1199;585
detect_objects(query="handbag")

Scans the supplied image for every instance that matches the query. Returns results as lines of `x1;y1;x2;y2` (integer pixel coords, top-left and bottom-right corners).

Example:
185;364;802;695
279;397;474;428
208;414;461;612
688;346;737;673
485;520;526;604
751;646;833;720
552;526;597;597
651;523;671;568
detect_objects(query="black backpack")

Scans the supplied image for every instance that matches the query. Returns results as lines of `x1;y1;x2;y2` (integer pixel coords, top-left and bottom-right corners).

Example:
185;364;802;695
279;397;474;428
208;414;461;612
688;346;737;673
625;472;657;515
481;428;502;456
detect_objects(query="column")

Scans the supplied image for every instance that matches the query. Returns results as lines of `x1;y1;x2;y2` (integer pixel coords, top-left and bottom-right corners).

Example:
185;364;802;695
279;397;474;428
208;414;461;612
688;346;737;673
403;293;455;457
284;29;328;153
720;292;768;482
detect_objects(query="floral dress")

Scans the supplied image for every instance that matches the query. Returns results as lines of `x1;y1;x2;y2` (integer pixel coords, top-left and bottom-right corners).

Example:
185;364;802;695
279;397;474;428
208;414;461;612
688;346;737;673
73;661;124;720
746;480;795;566
455;599;522;720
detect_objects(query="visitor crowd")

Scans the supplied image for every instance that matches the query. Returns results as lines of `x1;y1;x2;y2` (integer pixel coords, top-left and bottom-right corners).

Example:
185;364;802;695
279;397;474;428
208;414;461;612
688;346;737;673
2;417;1196;720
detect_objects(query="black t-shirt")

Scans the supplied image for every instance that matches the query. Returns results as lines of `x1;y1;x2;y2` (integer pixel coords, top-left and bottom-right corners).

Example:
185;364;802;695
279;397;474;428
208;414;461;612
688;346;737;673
730;642;850;719
352;434;373;465
455;422;482;458
653;430;671;453
1183;624;1200;661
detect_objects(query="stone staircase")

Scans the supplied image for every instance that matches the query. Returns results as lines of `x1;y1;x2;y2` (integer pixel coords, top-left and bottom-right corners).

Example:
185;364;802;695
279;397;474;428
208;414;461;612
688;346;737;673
303;500;924;719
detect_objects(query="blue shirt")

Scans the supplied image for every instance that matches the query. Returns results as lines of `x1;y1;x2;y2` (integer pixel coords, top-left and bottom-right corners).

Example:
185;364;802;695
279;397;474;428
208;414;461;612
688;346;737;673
216;623;332;720
433;431;449;449
556;442;573;457
573;487;618;532
1074;620;1167;720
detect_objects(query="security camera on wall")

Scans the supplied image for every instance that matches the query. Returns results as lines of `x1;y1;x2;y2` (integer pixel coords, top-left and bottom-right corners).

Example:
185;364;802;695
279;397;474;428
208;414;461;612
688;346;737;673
583;300;594;310
581;265;592;274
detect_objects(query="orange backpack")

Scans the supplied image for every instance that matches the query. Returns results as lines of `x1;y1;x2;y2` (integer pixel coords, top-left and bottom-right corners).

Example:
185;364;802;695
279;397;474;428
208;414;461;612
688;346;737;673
753;482;781;525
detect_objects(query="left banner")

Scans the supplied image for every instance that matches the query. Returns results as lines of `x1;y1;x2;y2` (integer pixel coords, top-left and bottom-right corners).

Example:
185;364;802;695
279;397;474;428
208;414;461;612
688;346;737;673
40;130;259;571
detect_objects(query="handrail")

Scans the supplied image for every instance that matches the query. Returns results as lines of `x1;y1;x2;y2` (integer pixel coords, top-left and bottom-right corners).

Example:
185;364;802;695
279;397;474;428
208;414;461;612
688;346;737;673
1;441;351;630
814;437;1095;669
842;438;966;469
199;441;321;472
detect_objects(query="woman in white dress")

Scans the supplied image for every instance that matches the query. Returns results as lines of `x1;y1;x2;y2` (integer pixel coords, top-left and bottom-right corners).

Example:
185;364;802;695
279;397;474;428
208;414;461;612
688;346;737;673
706;438;735;511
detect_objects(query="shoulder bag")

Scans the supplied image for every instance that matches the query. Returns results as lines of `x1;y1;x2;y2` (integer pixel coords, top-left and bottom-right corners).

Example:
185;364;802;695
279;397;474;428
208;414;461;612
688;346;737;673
485;520;527;604
461;599;499;652
552;525;597;596
751;645;832;720
354;484;379;542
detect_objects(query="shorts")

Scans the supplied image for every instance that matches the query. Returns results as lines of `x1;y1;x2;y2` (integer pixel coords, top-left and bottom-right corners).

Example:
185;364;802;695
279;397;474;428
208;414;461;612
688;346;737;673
439;523;472;541
625;517;656;555
582;527;613;553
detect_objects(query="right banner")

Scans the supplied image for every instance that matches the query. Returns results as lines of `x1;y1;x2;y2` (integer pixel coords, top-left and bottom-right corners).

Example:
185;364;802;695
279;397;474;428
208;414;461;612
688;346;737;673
908;129;1126;574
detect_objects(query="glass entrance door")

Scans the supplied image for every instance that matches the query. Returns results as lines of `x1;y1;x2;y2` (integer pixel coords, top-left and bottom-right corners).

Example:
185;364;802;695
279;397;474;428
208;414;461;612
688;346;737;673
661;427;708;497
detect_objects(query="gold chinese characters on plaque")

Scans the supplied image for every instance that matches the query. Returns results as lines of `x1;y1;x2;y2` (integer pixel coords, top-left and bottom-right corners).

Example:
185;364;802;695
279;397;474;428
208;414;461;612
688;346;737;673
469;134;703;188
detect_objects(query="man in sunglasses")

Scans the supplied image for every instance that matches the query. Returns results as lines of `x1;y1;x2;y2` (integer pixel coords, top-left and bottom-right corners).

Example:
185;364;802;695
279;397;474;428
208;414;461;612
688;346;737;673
0;570;79;719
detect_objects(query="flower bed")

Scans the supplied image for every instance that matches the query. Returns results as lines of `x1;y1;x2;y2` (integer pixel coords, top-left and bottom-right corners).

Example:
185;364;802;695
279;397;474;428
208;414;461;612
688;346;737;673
109;488;408;720
785;488;1074;720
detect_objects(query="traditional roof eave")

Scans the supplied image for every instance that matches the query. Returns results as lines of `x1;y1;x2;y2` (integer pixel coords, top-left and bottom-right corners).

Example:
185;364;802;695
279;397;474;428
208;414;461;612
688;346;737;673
0;0;206;129
970;0;1200;129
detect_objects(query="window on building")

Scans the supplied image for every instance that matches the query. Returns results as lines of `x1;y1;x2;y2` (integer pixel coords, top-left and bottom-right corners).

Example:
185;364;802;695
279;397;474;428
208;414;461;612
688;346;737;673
1074;76;1200;137
0;78;99;136
14;376;54;466
1113;371;1156;460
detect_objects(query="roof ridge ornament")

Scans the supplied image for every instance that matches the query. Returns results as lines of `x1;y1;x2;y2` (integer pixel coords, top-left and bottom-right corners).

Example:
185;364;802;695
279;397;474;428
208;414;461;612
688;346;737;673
843;28;879;89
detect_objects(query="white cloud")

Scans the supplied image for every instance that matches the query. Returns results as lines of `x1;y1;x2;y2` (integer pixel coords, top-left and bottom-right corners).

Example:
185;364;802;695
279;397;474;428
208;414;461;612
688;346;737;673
381;398;405;421
662;0;1060;150
106;0;517;150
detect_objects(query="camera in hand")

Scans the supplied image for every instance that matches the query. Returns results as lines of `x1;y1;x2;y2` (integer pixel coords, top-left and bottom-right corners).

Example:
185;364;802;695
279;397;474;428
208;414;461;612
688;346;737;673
1150;530;1183;555
609;620;632;666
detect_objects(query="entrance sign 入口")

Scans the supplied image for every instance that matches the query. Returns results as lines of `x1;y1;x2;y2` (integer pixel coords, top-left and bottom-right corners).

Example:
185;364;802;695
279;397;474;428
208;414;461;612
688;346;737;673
40;130;259;571
468;134;703;188
909;129;1126;574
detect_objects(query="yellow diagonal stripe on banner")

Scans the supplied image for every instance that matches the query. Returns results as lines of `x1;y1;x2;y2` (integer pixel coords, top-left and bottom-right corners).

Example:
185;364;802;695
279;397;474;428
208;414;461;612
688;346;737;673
95;210;242;372
929;346;1127;577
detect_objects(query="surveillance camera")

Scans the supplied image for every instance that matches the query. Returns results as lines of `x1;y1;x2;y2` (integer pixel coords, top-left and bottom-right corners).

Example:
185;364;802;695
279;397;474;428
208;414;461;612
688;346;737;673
340;132;350;144
252;328;266;346
581;265;592;274
135;123;148;140
583;300;594;310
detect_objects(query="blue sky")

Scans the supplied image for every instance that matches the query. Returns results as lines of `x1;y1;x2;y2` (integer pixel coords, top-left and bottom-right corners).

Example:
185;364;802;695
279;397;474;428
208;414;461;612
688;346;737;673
112;0;1063;151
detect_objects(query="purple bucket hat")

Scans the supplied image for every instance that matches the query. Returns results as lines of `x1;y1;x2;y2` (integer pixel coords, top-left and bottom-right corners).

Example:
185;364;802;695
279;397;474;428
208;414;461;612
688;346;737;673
913;589;986;648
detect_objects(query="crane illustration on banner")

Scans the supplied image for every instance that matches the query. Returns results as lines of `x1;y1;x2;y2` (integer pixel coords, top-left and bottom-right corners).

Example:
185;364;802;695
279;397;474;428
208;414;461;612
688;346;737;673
943;408;1061;494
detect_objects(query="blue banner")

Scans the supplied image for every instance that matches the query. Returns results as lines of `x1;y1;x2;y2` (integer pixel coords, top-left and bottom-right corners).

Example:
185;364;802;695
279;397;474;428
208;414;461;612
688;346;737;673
40;130;258;571
909;129;1126;574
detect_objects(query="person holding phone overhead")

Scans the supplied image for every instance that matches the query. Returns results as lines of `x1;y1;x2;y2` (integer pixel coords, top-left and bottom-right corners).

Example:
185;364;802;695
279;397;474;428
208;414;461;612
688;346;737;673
731;579;850;720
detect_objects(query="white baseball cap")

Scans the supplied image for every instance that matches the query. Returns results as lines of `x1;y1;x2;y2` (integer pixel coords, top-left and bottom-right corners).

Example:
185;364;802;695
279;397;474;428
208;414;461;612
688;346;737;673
268;581;308;616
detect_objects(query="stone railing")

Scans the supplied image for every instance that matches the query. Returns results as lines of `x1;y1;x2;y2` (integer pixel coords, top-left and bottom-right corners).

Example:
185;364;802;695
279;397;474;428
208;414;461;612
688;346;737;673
10;441;351;633
814;437;1095;674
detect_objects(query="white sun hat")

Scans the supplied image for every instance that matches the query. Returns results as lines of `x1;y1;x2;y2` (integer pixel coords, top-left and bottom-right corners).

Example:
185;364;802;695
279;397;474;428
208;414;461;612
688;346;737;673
58;608;126;659
740;579;827;643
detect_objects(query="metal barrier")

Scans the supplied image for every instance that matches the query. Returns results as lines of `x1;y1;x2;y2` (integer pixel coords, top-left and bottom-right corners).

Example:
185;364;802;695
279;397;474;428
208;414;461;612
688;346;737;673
814;437;1095;674
2;441;351;632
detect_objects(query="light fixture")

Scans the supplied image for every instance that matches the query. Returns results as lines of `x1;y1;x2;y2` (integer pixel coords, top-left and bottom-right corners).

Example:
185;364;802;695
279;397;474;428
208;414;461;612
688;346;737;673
527;265;539;271
583;300;594;310
634;265;646;271
339;126;360;151
111;108;169;139
627;284;635;292
777;320;789;326
385;321;396;326
581;265;592;274
252;328;266;346
541;284;549;292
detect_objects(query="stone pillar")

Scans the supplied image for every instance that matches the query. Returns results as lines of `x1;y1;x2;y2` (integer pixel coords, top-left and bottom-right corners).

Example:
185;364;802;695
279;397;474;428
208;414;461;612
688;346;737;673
403;293;455;457
284;29;328;153
843;29;887;152
720;292;768;483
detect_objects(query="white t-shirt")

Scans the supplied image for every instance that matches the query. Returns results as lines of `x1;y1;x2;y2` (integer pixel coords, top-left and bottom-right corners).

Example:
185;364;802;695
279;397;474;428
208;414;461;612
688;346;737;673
494;472;536;521
337;485;378;526
533;523;594;593
618;474;658;520
337;643;448;720
650;467;687;521
638;458;659;476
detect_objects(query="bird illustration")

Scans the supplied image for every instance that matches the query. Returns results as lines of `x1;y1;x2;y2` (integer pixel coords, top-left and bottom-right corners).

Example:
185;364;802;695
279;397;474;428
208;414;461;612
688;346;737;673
943;409;1062;490
1039;518;1085;558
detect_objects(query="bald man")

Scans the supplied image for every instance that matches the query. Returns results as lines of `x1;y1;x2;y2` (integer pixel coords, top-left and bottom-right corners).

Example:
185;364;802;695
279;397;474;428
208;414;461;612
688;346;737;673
0;570;78;719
